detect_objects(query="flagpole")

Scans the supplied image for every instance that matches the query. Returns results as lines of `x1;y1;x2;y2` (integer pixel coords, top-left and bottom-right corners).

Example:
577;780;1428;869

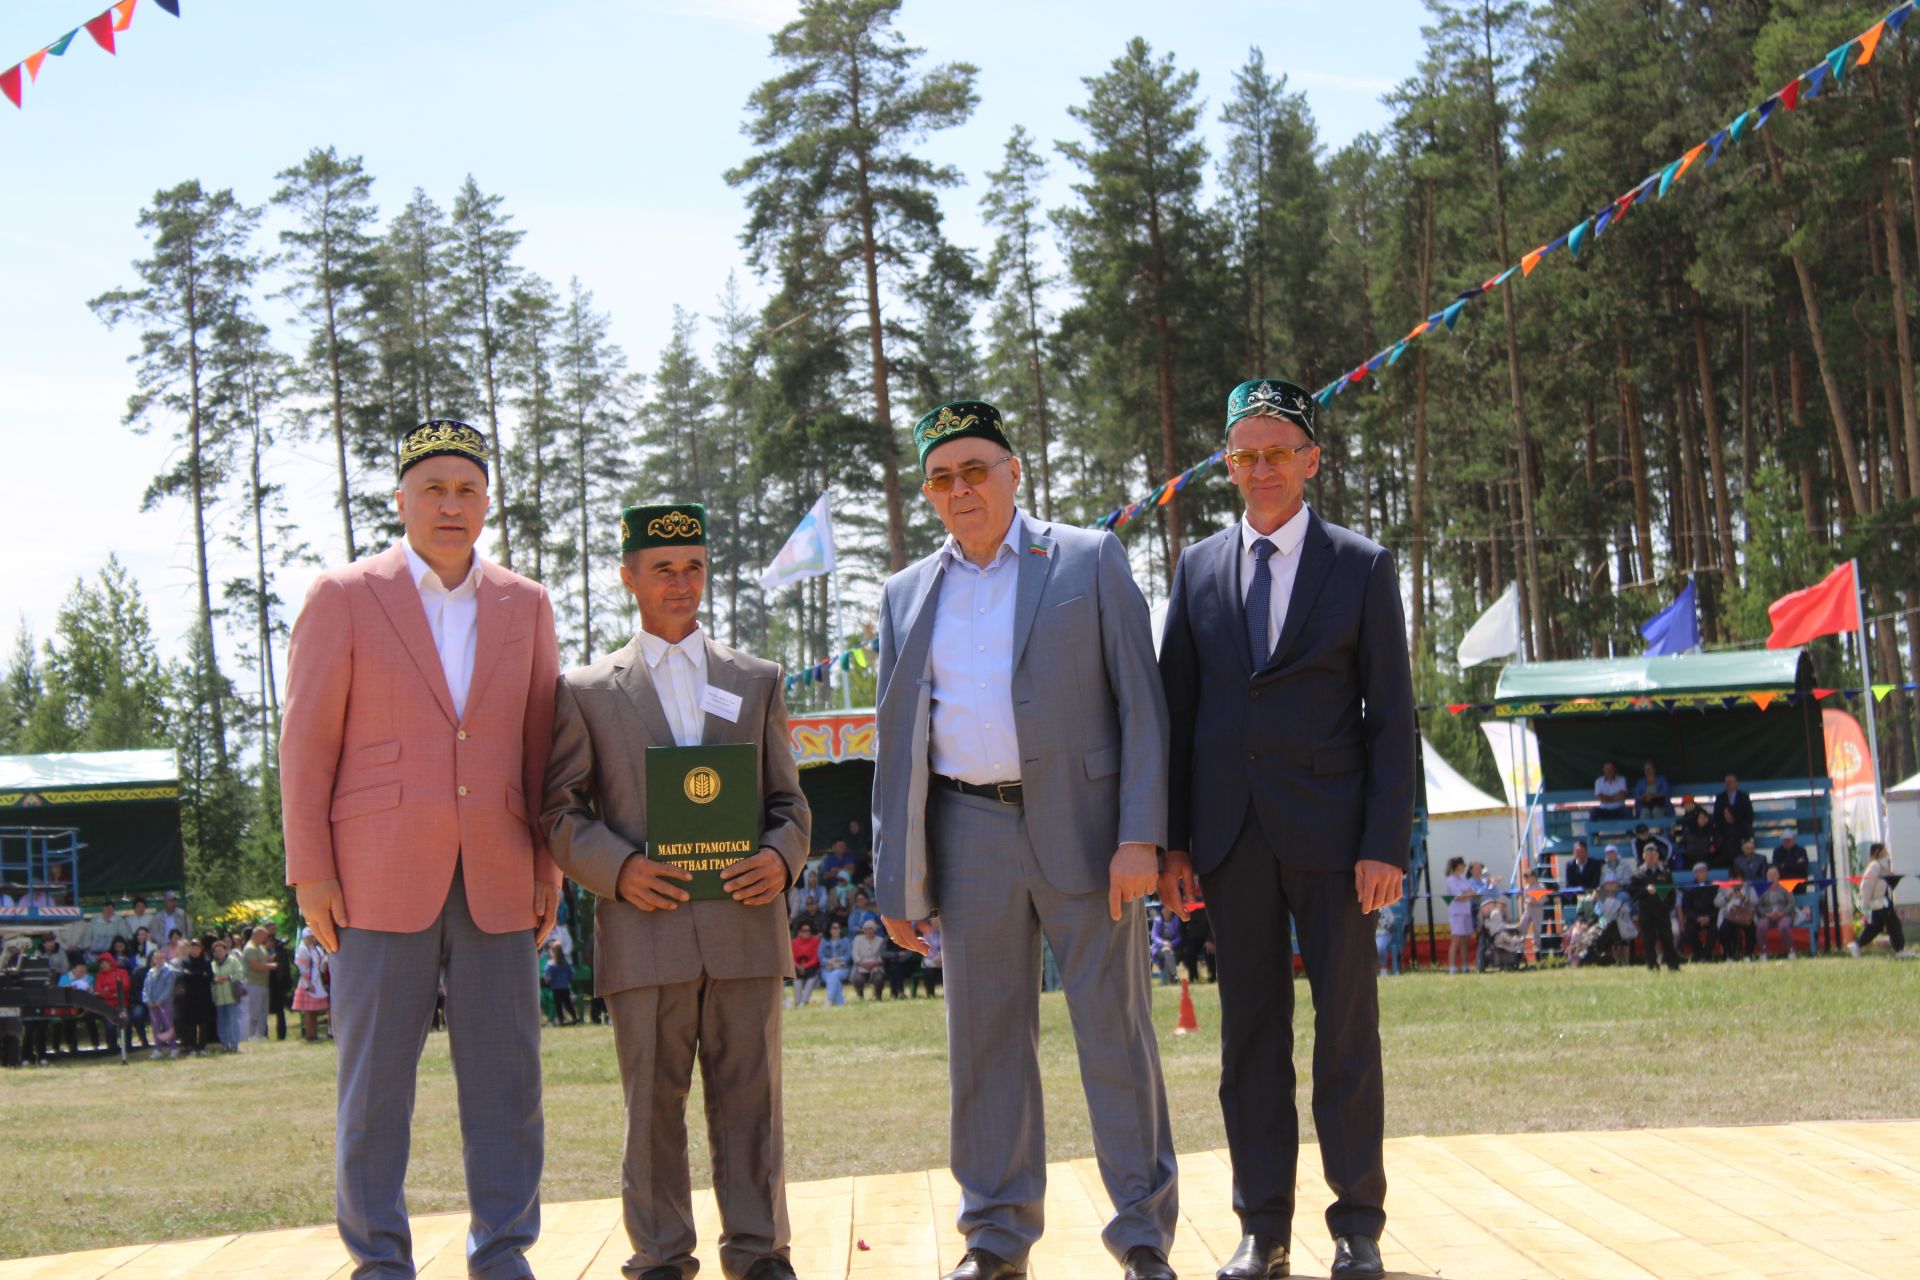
831;488;851;711
1850;557;1887;846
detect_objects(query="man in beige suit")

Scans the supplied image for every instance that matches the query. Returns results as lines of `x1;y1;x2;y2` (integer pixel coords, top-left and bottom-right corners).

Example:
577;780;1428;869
542;502;810;1280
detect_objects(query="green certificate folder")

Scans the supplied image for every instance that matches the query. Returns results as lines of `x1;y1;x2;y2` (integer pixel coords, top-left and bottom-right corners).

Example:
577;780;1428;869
645;742;760;902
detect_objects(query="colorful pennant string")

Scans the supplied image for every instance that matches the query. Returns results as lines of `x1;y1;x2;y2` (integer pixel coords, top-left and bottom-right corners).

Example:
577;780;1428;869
3;0;180;112
1092;2;1920;533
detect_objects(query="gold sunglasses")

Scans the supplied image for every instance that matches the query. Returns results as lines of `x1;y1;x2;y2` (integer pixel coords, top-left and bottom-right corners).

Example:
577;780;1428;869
1224;445;1314;470
923;455;1014;493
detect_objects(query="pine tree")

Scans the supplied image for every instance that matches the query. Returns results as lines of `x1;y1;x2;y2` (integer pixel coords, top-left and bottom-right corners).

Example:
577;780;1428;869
450;175;526;568
35;559;171;753
500;274;565;584
272;146;382;562
551;279;636;664
90;181;261;766
728;0;979;572
0;624;43;754
980;126;1059;519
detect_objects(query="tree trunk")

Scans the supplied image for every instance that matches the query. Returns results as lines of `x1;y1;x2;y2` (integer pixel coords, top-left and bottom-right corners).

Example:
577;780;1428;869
1881;182;1920;502
323;283;357;561
1764;138;1871;523
1022;247;1055;520
182;241;227;768
1788;345;1823;540
1690;296;1740;589
1614;322;1656;582
849;69;909;572
477;260;511;570
1146;192;1183;575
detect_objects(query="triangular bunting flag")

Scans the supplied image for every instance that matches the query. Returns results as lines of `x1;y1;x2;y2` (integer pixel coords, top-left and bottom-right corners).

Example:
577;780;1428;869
1441;299;1468;330
1707;129;1728;165
1842;688;1861;699
1827;41;1853;84
47;30;77;56
1802;62;1829;100
24;49;47;81
1873;683;1895;702
155;0;180;12
1756;96;1780;128
1658;160;1681;199
1569;218;1592;258
1751;691;1778;711
84;13;117;53
1728;109;1751;142
1780;878;1804;893
1814;687;1836;700
1365;349;1390;372
1447;703;1470;715
1779;77;1801;111
113;0;138;32
1674;142;1708;181
0;64;19;109
853;647;869;670
1409;320;1433;340
1521;247;1544;276
1387;342;1408;366
1858;21;1887;66
1595;207;1616;236
1347;365;1368;384
1891;3;1914;36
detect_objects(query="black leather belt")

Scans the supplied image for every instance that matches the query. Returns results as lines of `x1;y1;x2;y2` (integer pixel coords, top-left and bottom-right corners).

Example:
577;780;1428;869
933;774;1024;805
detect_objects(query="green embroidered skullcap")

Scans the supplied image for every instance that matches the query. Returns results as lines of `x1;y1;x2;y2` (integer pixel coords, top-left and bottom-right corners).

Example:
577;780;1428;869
620;503;706;554
1225;379;1317;440
399;419;490;476
912;400;1013;468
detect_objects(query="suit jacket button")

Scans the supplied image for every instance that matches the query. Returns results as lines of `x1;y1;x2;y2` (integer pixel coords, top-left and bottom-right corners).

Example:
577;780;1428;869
1251;690;1261;699
457;730;468;741
457;785;469;797
1246;752;1256;762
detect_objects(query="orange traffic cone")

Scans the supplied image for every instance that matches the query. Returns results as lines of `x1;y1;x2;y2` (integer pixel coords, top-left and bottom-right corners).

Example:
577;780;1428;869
1174;977;1200;1036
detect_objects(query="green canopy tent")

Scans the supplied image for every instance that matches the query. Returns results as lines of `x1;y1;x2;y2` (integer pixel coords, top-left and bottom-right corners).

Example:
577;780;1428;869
0;750;183;902
1492;648;1824;789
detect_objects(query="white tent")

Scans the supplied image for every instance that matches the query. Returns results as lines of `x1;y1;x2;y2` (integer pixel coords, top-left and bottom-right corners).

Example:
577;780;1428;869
1423;736;1505;816
1422;736;1529;883
1890;771;1920;907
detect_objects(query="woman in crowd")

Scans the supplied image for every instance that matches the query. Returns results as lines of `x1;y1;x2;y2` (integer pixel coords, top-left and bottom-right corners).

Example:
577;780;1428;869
1851;843;1906;957
1756;865;1797;959
1635;760;1673;817
849;919;886;998
818;920;853;1006
292;926;330;1040
211;937;247;1051
790;920;822;1007
1444;856;1478;973
844;890;881;935
175;935;216;1055
1678;805;1719;867
1150;905;1183;984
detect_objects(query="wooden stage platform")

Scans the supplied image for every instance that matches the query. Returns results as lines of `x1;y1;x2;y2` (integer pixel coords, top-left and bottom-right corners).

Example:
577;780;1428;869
5;1121;1916;1280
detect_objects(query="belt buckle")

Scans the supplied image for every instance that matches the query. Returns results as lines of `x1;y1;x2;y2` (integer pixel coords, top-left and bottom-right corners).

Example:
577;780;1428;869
995;782;1021;805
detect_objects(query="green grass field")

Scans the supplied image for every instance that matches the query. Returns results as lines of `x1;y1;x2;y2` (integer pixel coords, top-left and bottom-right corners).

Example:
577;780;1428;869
3;958;1916;1260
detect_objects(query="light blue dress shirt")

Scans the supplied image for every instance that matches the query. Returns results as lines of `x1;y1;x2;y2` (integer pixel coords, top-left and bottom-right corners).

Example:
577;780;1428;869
928;510;1026;785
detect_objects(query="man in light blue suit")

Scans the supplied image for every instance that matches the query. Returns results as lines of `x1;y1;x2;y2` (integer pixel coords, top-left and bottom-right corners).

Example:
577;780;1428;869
873;401;1179;1280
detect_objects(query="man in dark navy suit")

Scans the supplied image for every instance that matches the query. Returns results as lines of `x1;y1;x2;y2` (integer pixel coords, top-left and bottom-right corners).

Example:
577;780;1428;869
1157;378;1416;1280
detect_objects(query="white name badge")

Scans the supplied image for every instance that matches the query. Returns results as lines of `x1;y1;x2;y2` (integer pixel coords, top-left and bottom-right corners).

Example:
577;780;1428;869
700;685;744;723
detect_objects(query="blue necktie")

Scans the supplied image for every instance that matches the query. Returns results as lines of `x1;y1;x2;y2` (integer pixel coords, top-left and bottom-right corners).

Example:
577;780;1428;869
1246;537;1276;667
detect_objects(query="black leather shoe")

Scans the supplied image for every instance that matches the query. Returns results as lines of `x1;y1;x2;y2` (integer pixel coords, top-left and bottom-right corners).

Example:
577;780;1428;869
943;1247;1025;1280
1124;1245;1177;1279
1217;1232;1290;1279
1330;1234;1384;1279
632;1267;681;1280
744;1258;798;1280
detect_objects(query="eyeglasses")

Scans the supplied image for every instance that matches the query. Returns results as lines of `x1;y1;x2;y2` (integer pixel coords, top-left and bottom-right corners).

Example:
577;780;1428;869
1225;445;1313;470
923;455;1014;493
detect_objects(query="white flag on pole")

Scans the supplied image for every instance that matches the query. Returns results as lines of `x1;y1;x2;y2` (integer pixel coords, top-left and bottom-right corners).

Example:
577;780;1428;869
757;492;836;591
1457;582;1522;668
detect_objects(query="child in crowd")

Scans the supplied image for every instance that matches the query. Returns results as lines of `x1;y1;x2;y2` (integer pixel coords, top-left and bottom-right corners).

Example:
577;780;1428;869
143;941;181;1059
175;937;215;1056
542;942;578;1025
92;951;132;1054
292;927;330;1041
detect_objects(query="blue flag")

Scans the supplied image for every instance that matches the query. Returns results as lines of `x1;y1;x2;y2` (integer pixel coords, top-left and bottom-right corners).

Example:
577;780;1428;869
1640;579;1700;655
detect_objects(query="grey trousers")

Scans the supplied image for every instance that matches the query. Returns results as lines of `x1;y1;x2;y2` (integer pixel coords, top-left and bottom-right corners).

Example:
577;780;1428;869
931;788;1179;1265
246;981;270;1039
606;974;788;1280
330;865;543;1280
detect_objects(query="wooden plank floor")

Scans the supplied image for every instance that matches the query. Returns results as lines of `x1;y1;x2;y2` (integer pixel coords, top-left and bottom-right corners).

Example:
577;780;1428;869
4;1121;1915;1279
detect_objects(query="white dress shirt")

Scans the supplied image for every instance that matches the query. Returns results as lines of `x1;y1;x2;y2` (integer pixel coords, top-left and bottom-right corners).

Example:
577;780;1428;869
1238;503;1312;658
928;510;1025;785
637;624;709;747
399;540;483;720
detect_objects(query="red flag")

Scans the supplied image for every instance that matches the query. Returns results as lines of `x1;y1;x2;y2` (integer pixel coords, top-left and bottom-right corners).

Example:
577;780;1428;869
84;12;117;53
0;64;19;109
1766;562;1858;648
1779;78;1800;111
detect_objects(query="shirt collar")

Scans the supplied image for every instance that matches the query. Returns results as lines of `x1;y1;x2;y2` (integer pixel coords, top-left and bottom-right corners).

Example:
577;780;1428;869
940;508;1026;571
1240;504;1311;558
637;623;705;670
399;540;483;594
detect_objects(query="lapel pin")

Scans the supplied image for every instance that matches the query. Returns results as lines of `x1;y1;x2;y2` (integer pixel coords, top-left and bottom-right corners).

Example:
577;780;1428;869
1030;545;1050;557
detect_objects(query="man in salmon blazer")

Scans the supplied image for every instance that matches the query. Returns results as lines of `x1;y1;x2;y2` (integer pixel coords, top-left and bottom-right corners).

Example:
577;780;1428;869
281;419;561;1280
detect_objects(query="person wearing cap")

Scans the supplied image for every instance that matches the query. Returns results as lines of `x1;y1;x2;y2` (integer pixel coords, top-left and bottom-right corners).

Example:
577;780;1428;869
280;418;561;1280
873;401;1178;1280
541;502;810;1280
1157;379;1415;1280
1771;826;1810;881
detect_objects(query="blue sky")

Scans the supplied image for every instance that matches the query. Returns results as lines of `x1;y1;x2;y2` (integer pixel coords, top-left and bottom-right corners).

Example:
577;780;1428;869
0;0;1427;661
